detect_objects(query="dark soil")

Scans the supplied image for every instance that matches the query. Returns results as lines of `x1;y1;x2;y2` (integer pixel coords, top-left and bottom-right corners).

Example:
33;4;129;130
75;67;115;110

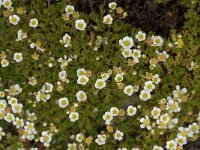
73;0;186;37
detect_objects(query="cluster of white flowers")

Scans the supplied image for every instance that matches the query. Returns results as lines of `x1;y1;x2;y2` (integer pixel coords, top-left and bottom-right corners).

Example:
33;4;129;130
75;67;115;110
21;121;37;140
58;55;73;69
36;82;53;102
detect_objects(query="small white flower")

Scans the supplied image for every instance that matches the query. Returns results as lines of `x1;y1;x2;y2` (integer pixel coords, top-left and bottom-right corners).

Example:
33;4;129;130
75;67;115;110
65;5;75;15
122;49;132;58
178;127;189;137
110;107;119;116
139;90;151;101
69;112;79;122
42;82;53;93
95;79;106;90
4;113;15;122
58;97;69;108
114;130;124;141
17;30;27;41
75;19;87;31
11;103;23;113
108;2;117;10
58;70;67;81
140;115;151;130
132;49;141;59
152;74;161;84
151;107;161;119
160;113;170;124
76;133;84;142
127;106;137;116
188;122;199;137
30;43;35;49
13;117;24;128
152;145;163;150
175;135;187;146
0;100;7;111
144;81;155;92
1;59;9;67
103;14;113;25
123;85;134;96
62;33;71;48
40;131;52;147
114;74;123;82
67;143;77;150
166;99;180;113
76;91;87;102
9;14;20;25
3;0;12;8
135;31;146;41
103;112;113;124
77;75;89;85
152;35;163;47
133;85;139;92
29;18;38;28
36;91;51;102
166;140;177;150
13;52;23;62
77;68;86;76
8;97;18;105
119;36;134;49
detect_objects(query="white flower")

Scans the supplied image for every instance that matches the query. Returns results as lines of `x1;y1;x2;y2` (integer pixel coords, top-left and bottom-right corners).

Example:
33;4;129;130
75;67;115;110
76;91;87;102
9;14;20;25
67;143;77;150
1;59;9;67
77;68;86;76
188;122;199;137
127;106;137;116
13;117;24;128
42;82;53;93
123;85;134;96
77;75;89;85
17;30;27;41
95;138;106;145
40;131;52;147
58;97;69;108
0;126;5;140
62;33;71;48
114;130;124;141
75;19;87;31
173;85;187;102
28;76;37;86
152;145;163;150
11;103;23;113
108;2;117;10
36;91;51;102
8;97;18;105
4;113;15;122
76;133;84;142
175;135;187;146
103;112;113;124
152;74;161;84
151;107;161;119
166;99;180;113
152;35;163;47
101;73;110;80
95;79;106;90
13;52;23;62
69;112;79;122
132;49;141;59
140;115;151;130
103;14;113;25
114;74;123;82
58;70;67;81
65;5;75;15
160;113;170;124
24;122;36;132
178;127;189;137
117;148;127;150
110;107;119;116
144;81;155;92
3;0;12;8
122;49;132;58
30;43;35;49
166;140;177;150
29;18;38;28
119;36;134;49
139;90;151;101
0;100;7;111
135;31;146;41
